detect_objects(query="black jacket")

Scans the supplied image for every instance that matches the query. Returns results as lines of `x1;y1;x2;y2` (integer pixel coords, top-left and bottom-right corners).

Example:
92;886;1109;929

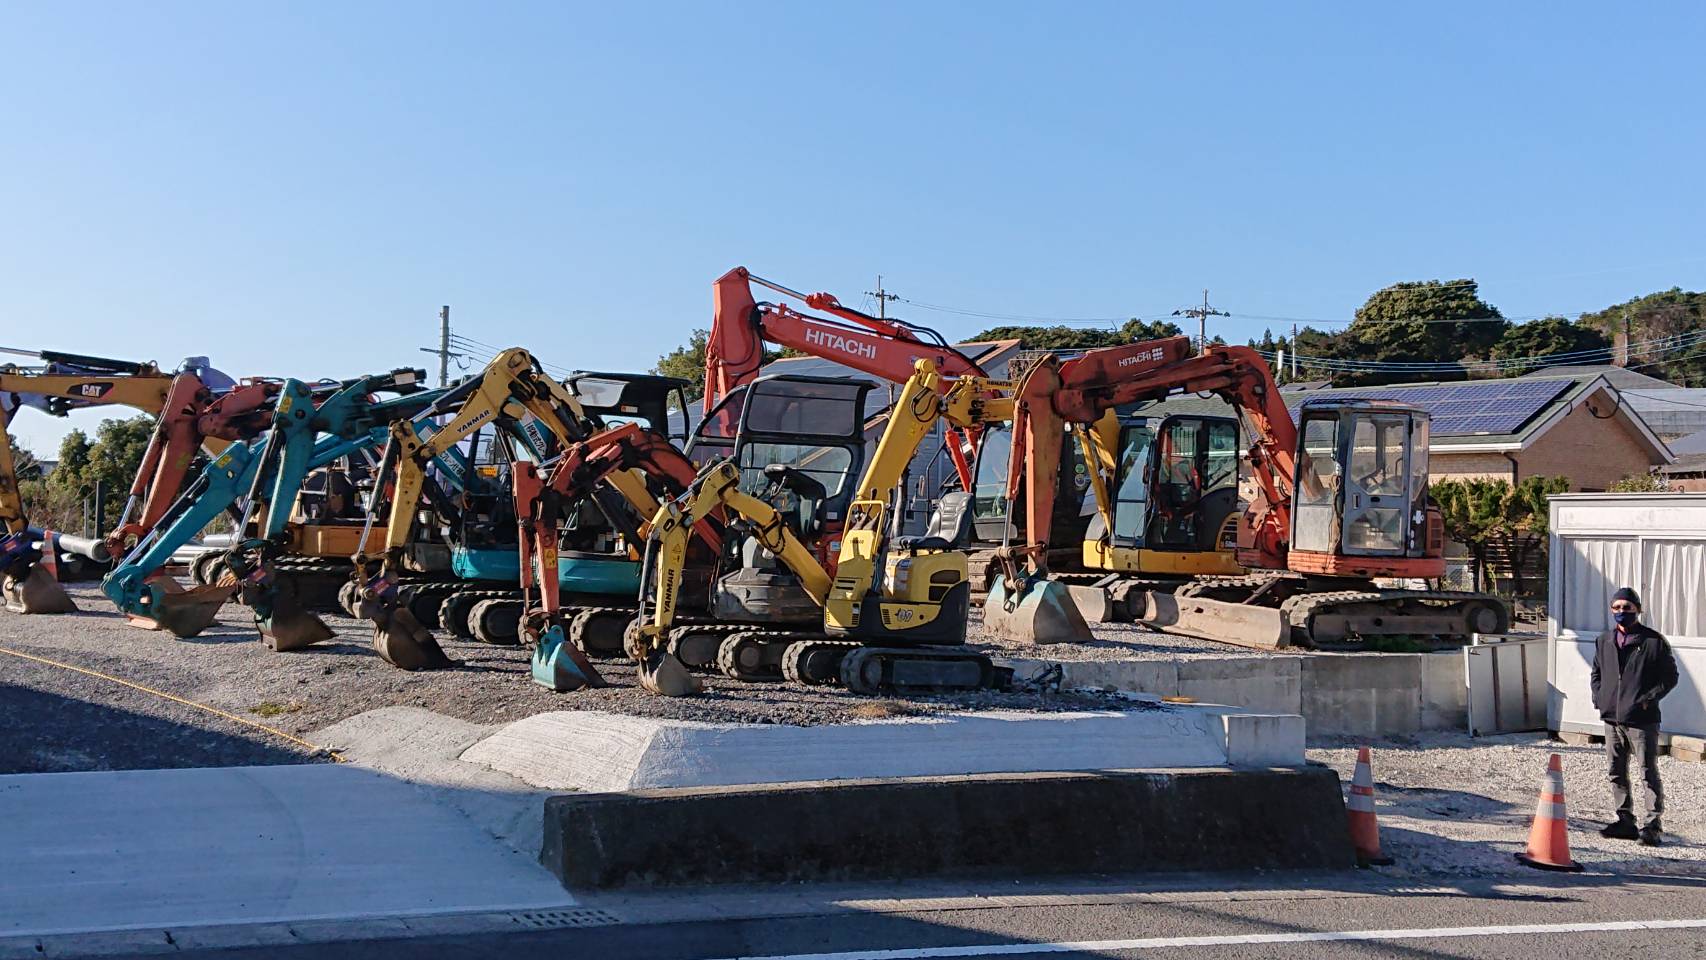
1591;622;1679;726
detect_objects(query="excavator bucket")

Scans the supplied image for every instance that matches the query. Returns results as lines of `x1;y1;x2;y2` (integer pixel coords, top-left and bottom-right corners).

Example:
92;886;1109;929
147;574;238;638
253;572;334;651
983;573;1094;645
529;624;606;692
369;602;456;670
3;566;78;615
1139;590;1290;650
638;647;703;697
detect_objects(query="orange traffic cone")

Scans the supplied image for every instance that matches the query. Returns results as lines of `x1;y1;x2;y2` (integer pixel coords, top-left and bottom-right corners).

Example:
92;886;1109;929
1516;753;1583;872
38;530;59;580
1347;746;1393;866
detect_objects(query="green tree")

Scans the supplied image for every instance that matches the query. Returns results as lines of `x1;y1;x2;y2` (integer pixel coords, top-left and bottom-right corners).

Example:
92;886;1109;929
1431;475;1567;597
970;318;1183;350
1494;476;1570;596
1577;288;1706;386
45;416;155;531
6;433;42;482
653;329;789;401
653;329;711;400
1337;280;1507;386
1431;478;1509;590
1488;317;1610;375
1609;471;1670;493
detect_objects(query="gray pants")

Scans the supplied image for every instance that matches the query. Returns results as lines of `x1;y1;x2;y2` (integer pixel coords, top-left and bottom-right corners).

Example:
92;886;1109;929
1606;722;1663;830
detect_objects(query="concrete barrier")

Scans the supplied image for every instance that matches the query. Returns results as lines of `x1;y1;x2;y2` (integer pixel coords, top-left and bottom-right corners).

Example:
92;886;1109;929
540;766;1353;889
462;707;1303;793
1005;650;1470;740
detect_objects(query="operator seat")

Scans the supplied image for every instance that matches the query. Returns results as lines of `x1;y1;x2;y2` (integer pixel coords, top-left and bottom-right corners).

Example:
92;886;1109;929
897;491;973;554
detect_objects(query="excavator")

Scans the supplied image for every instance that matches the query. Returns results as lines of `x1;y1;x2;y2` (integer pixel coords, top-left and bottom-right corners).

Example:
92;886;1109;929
0;348;256;614
707;266;991;492
102;368;436;641
433;370;691;647
989;336;1510;649
631;356;1010;696
510;420;719;693
354;348;680;671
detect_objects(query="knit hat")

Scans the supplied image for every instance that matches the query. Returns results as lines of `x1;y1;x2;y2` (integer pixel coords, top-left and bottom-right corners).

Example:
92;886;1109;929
1612;586;1642;611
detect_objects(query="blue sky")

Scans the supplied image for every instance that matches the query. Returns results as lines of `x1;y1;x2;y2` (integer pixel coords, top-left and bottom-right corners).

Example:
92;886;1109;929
4;2;1704;452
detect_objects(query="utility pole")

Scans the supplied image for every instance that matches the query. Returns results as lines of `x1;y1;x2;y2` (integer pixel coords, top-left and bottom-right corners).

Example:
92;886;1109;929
865;275;899;321
1292;322;1299;380
1172;289;1230;355
1619;306;1632;368
420;305;454;386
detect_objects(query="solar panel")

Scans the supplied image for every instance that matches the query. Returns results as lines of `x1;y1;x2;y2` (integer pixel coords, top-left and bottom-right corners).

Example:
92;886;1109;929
1290;379;1572;437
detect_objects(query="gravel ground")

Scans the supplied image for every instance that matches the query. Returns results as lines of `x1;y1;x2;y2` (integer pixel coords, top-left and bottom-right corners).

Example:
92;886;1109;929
966;605;1255;661
1310;731;1706;879
0;582;1128;774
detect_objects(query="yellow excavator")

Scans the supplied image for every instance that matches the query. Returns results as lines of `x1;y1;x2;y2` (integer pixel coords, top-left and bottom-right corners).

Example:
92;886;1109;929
353;347;675;670
1;349;191;613
632;357;1013;696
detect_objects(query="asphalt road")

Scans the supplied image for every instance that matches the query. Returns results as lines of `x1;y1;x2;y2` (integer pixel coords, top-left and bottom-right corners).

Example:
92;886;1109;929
90;874;1706;960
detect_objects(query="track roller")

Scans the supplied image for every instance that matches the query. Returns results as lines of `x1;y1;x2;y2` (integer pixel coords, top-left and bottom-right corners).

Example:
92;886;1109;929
437;592;483;639
781;640;856;686
837;646;1000;696
468;598;523;645
569;608;631;659
715;632;784;682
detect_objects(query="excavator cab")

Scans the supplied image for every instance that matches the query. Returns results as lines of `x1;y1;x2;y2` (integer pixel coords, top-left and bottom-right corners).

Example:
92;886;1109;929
685;374;871;623
1285;400;1441;576
1087;414;1244;576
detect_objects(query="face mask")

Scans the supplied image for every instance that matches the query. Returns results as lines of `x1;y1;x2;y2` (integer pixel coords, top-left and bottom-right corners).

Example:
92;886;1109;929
1614;611;1639;628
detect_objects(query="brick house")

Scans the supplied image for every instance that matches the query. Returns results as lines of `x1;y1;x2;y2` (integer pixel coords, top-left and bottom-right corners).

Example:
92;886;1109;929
1141;371;1673;492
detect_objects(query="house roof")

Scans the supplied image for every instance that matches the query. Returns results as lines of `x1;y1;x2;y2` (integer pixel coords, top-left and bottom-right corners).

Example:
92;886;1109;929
1124;372;1673;461
1519;364;1678;391
1619;389;1706;440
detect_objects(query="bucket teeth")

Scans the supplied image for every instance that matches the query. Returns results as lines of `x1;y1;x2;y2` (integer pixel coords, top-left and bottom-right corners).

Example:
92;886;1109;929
371;604;456;670
3;566;78;615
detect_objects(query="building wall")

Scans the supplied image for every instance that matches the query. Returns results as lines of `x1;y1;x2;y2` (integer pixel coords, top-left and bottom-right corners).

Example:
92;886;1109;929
1430;452;1517;484
1430;401;1660;492
1516;401;1660;491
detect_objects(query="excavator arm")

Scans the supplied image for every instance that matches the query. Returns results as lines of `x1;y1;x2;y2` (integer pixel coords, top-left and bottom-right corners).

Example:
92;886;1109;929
0;353;179;613
706;266;993;491
987;336;1303;644
517;420;721;692
356;348;668;670
632;458;832;694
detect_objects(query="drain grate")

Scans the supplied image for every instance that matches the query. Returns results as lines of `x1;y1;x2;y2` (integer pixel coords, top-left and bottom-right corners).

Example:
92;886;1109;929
513;908;623;929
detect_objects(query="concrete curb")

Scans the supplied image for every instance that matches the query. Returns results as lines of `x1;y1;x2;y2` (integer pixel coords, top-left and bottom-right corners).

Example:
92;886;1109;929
541;767;1354;890
1004;650;1472;739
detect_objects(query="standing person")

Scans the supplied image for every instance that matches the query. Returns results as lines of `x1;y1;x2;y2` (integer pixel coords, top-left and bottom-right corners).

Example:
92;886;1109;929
1591;587;1679;846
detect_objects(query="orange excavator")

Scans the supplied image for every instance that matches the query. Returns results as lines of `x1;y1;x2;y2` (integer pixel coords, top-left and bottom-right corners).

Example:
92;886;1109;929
511;420;719;694
991;336;1509;649
1;349;272;614
707;266;991;493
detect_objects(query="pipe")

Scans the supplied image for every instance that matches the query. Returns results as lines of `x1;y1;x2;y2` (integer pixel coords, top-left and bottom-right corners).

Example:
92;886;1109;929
1503;453;1520;484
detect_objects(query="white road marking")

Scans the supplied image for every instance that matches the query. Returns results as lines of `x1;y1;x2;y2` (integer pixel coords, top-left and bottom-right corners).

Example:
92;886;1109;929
711;917;1706;959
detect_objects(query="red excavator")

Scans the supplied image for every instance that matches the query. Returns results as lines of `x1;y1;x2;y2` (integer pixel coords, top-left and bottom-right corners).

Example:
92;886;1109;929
511;419;720;694
707;266;992;493
991;335;1509;649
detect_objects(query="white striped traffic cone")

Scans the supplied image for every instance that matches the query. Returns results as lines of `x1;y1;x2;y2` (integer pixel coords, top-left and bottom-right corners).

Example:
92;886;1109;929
1515;753;1582;872
1348;746;1393;866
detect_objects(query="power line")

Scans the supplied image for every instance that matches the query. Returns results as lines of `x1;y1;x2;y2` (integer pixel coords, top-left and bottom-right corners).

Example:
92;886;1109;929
1174;290;1229;355
1257;329;1706;373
